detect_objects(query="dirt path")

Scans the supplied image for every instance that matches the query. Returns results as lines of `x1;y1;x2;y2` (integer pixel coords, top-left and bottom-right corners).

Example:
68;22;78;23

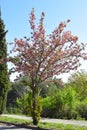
1;114;87;127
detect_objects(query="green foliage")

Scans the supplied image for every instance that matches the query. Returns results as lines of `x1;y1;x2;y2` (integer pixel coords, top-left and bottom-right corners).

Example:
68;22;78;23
16;89;42;125
7;73;87;121
39;78;64;97
67;71;87;100
7;81;29;106
41;96;52;117
6;71;87;121
31;92;42;125
76;98;87;120
42;86;78;119
0;14;10;114
16;92;32;115
35;95;42;121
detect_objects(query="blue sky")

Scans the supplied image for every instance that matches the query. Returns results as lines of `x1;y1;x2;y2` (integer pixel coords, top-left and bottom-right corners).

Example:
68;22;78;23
1;0;87;82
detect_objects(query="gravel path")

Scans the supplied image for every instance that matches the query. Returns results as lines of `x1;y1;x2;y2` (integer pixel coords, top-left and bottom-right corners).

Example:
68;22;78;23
1;114;87;127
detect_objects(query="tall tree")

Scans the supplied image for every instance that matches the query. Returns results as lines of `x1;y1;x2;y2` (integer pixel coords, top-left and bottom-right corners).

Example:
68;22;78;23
0;9;10;114
9;9;87;125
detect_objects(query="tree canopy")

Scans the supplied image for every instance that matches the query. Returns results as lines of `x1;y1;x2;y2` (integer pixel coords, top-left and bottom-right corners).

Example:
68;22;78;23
9;9;86;84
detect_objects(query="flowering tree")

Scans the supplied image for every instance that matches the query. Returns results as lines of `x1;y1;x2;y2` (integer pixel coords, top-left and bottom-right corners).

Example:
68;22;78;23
9;9;86;125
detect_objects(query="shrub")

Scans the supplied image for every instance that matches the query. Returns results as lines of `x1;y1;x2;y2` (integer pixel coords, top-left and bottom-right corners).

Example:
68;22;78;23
41;96;53;117
76;98;87;120
16;92;32;115
42;86;78;119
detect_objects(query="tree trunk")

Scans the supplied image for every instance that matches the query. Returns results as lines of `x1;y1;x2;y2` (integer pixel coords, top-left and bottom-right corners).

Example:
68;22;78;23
32;88;38;125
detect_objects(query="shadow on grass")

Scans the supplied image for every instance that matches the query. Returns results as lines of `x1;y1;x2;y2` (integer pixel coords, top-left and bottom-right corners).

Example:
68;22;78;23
0;121;50;130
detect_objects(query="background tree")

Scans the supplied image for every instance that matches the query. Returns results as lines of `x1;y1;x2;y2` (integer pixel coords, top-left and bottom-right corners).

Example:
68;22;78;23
39;78;64;97
65;71;87;120
0;10;10;114
6;81;28;113
67;71;87;100
9;9;87;125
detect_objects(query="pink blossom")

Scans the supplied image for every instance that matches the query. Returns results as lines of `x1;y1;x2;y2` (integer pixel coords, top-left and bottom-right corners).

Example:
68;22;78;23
8;9;87;82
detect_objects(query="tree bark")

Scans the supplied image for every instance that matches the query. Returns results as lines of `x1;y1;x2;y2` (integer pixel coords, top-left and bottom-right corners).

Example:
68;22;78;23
32;88;38;125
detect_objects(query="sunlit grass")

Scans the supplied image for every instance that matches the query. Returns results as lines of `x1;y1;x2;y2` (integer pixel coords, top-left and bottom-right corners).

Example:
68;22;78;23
0;116;87;130
38;122;87;130
0;116;32;125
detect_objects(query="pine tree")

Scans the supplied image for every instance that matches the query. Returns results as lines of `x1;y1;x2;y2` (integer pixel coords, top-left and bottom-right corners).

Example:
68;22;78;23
0;9;10;114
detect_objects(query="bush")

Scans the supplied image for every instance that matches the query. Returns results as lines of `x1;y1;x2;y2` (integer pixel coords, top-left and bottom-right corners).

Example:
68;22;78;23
16;92;32;115
41;96;53;117
62;106;78;119
6;106;21;114
42;86;78;119
76;98;87;120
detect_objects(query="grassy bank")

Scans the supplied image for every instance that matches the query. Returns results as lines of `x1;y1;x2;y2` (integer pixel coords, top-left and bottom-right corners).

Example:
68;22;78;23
0;116;87;130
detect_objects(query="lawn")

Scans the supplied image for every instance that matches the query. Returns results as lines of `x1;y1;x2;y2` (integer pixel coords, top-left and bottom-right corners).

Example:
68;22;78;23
0;116;87;130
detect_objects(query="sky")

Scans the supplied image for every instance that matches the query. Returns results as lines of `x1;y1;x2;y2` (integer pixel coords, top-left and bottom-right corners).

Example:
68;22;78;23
0;0;87;82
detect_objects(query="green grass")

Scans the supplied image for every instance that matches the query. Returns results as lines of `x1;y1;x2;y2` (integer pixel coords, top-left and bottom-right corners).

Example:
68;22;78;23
0;116;32;125
38;122;87;130
0;116;87;130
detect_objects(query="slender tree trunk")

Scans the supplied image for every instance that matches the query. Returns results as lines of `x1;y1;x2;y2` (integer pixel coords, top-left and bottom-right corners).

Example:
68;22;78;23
32;88;38;125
